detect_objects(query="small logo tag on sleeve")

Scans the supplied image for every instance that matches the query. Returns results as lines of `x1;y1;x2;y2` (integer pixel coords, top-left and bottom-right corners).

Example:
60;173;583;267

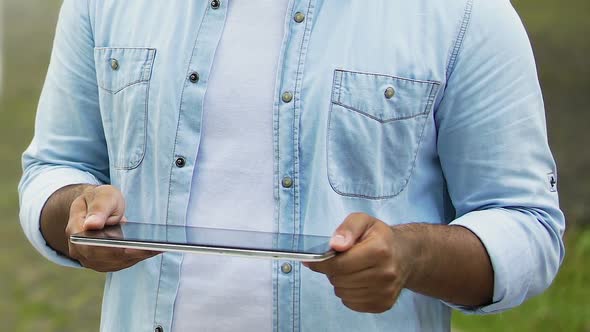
547;172;557;192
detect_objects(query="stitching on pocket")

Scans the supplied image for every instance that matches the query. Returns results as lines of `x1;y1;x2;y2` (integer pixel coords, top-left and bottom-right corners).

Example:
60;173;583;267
332;69;441;122
95;48;156;95
332;101;430;123
113;77;151;170
333;68;441;86
99;80;148;95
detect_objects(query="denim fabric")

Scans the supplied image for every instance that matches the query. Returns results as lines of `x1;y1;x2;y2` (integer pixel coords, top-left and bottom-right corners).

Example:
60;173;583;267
19;0;565;331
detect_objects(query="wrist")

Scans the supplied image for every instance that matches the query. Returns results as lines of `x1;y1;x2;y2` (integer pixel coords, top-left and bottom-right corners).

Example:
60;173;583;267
390;223;428;290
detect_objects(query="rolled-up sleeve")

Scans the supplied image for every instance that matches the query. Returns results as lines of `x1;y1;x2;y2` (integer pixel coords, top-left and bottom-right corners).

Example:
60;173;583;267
18;0;110;267
435;0;566;313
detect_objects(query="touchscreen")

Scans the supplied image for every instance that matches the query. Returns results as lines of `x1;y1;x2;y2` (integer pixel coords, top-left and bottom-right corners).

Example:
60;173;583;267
75;222;333;255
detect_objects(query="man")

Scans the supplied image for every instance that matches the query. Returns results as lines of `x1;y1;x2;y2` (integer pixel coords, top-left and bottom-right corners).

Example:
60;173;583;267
19;0;565;331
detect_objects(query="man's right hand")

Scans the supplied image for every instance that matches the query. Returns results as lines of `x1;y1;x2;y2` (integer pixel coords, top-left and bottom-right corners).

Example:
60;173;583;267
64;185;158;272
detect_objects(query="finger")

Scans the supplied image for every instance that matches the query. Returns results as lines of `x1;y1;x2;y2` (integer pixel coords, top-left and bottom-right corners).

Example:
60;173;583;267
327;267;378;288
123;248;162;259
330;213;376;252
84;186;126;230
124;252;161;267
341;300;395;314
334;286;379;301
334;286;370;298
67;196;89;236
80;249;160;272
84;186;125;228
102;226;125;239
105;215;124;226
75;244;128;263
338;284;403;314
76;245;158;269
306;240;378;276
84;258;140;273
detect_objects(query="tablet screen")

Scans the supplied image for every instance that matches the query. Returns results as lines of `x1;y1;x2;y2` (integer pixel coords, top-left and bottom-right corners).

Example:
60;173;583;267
73;222;333;256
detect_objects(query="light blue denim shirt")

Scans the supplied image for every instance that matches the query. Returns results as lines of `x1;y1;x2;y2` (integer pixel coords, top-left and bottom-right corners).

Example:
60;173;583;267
19;0;565;331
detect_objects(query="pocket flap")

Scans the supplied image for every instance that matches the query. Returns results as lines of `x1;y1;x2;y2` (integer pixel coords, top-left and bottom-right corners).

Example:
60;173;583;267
94;47;156;94
332;70;440;122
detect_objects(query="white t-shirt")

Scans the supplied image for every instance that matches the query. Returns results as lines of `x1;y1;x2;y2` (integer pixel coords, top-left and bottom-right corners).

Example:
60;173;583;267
173;1;289;331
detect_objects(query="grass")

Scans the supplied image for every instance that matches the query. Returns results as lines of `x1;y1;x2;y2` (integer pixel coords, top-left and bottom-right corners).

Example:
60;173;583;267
453;229;590;332
1;0;588;331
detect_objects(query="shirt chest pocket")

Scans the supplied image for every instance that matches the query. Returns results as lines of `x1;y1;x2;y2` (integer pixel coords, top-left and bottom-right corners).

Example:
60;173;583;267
94;47;156;170
327;70;441;199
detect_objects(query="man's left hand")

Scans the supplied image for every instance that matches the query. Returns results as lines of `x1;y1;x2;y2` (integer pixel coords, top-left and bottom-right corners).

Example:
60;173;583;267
304;213;416;314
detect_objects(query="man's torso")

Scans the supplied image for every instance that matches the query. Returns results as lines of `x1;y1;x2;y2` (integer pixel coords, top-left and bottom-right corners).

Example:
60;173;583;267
91;1;471;331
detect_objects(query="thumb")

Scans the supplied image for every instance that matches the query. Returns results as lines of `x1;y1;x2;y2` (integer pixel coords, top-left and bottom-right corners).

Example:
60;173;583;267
83;186;125;230
330;213;375;252
83;213;108;230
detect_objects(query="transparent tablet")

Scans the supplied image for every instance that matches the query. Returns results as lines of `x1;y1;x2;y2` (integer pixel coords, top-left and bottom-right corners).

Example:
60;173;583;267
70;222;335;262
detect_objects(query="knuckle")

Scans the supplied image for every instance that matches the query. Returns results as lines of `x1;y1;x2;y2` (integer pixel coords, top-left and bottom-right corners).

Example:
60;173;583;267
99;185;124;199
334;287;352;300
82;187;97;201
349;212;367;220
69;196;86;215
373;244;390;259
382;267;398;281
327;275;337;286
306;263;319;273
349;212;361;218
65;223;73;236
95;184;115;194
66;218;82;234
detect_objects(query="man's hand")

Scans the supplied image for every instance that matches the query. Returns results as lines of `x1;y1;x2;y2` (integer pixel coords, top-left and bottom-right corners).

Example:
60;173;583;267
305;213;495;312
65;185;158;272
305;213;416;313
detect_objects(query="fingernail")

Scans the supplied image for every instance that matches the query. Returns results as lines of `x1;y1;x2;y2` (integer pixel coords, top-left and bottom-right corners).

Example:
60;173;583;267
331;234;347;246
84;215;98;227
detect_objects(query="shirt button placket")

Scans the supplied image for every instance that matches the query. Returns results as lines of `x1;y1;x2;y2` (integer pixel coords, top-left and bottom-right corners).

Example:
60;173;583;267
294;12;305;23
281;176;293;189
281;91;293;103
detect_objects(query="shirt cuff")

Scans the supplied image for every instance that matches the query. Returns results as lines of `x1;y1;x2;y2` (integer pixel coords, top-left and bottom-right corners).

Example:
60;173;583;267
19;166;102;268
443;209;532;314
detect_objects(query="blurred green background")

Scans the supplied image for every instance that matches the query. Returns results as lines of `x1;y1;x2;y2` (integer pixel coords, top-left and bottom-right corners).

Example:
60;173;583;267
1;0;588;331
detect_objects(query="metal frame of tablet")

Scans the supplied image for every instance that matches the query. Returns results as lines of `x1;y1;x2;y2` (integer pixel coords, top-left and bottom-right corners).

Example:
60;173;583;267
70;236;335;262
